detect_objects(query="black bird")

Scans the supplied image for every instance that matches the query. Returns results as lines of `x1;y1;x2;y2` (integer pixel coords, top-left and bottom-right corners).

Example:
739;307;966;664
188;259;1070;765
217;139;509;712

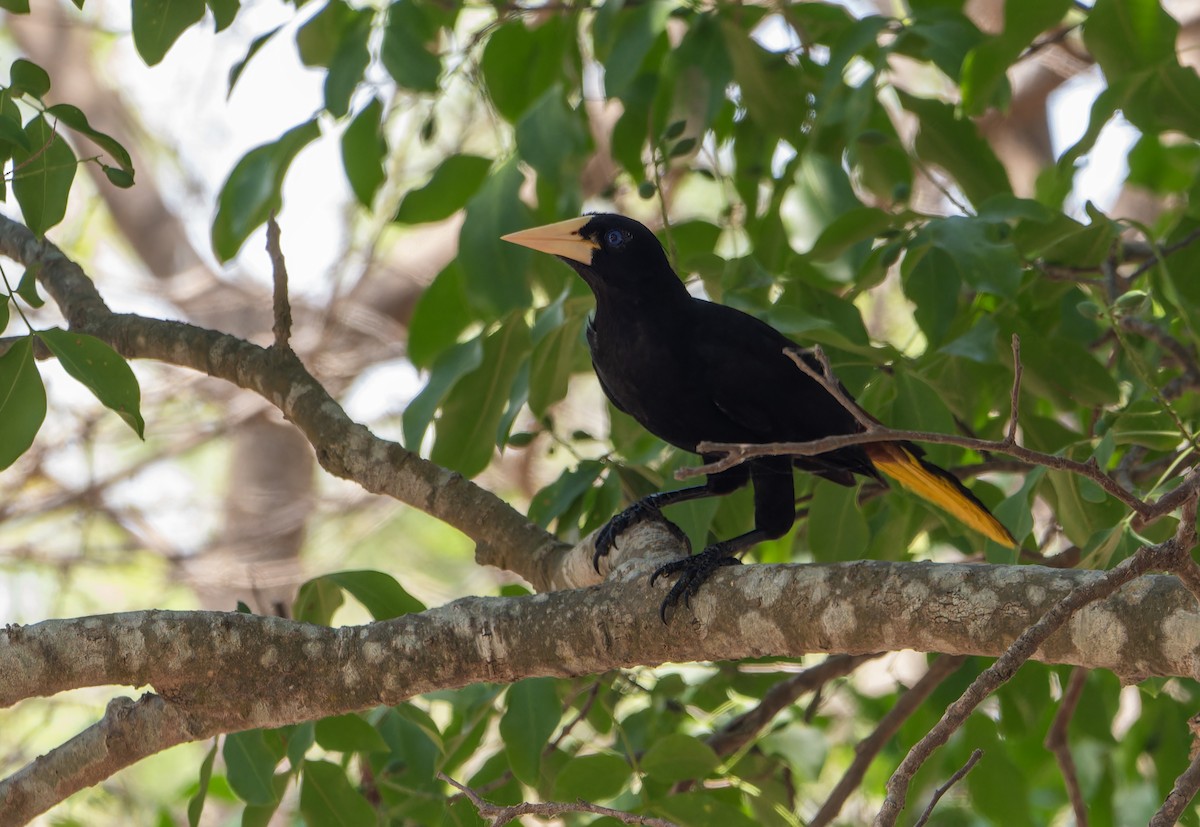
503;214;1015;617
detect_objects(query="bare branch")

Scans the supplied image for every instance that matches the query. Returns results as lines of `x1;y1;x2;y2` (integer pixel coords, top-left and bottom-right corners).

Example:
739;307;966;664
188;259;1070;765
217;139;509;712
0;212;573;592
440;772;679;827
1044;667;1090;827
266;213;292;351
912;749;983;827
5;555;1200;822
874;499;1200;826
1149;743;1200;827
1007;333;1022;444
810;655;966;827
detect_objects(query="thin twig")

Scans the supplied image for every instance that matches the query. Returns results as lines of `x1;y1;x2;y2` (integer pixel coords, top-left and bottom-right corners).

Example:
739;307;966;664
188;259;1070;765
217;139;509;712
912;749;983;827
809;655;966;827
1149;746;1200;827
1127;225;1200;281
1044;667;1090;827
1007;334;1022;444
873;500;1200;826
786;346;878;432
438;772;677;827
685;337;1181;521
265;214;292;351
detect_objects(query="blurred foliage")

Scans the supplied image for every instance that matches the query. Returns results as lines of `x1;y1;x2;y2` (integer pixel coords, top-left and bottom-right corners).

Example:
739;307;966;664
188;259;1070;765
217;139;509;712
4;0;1200;823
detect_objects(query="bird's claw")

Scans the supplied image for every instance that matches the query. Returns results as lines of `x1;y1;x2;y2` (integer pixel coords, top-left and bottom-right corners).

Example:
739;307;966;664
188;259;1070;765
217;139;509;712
593;501;688;571
650;548;741;622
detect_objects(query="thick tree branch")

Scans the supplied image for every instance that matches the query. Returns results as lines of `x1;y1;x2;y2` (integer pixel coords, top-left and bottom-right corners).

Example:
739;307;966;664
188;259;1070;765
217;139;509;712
0;213;575;591
5;547;1200;822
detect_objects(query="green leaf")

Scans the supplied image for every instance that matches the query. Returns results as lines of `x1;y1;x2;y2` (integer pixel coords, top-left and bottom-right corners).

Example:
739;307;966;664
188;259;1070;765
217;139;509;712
641;733;721;783
223;730;281;807
295;0;353;66
299;760;375;827
806;207;894;262
380;0;441;92
600;1;672;98
187;740;218;827
457;160;533;316
0;296;9;333
960;0;1070;115
0;337;46;470
1012;323;1120;408
293;576;344;625
402;337;483;450
407;262;475;369
529;301;587;416
901;246;961;348
12;115;77;236
721;22;807;137
37;327;144;438
499;677;560;786
528;461;605;529
131;0;206;65
9;59;49;98
211;119;320;262
553;753;630;801
103;164;135;189
481;17;568;122
341;97;385;207
45;103;134;180
1084;0;1179;78
322;9;371;117
431;315;531;477
0;110;31;153
394;154;492;224
207;0;239;31
897;91;1011;206
0;0;30;13
655;791;759;827
807;483;869;561
515;86;588;186
228;26;283;96
326;570;425;620
314;714;389;754
16;265;43;308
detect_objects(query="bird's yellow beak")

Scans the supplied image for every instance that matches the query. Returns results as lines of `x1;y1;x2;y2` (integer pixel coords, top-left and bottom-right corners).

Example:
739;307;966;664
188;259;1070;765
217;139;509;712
501;216;598;265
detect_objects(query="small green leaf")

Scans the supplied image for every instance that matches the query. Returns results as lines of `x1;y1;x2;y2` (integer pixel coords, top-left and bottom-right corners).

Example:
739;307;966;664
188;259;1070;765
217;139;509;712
807;483;869;561
0;337;45;471
37;327;144;438
897;91;1011;206
223;730;281;807
314;714;389;754
641;733;721;783
0;0;31;13
211;119;320;262
0;297;9;333
46;103;135;176
131;0;206;65
207;0;239;31
293;576;344;625
553;753;630;801
9;59;49;99
322;9;371;117
500;677;560;786
380;0;441;92
16;265;43;308
431;314;531;477
228;26;283;96
341;97;385;207
326;570;425;620
395;154;492;225
103;165;135;188
528;461;605;529
187;740;219;827
12;115;77;236
407;262;475;369
299;760;375;827
807;206;893;262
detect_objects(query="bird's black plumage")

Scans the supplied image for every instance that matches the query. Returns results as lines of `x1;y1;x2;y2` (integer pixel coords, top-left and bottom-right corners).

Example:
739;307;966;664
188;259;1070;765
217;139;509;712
503;213;1014;618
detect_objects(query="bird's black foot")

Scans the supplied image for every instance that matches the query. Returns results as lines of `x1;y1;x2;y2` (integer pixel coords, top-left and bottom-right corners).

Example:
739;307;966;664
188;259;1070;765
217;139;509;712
593;500;689;571
650;547;742;622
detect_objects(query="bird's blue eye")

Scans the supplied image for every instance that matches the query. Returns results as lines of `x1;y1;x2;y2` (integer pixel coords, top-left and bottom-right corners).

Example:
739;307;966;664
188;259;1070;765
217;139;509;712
605;229;627;247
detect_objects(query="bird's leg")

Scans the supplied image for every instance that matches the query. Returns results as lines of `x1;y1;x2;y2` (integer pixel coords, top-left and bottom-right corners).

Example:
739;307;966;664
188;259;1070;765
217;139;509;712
652;458;796;620
592;486;713;570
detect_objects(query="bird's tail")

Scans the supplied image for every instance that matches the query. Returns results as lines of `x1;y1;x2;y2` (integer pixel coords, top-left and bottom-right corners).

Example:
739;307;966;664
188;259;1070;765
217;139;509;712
864;442;1016;548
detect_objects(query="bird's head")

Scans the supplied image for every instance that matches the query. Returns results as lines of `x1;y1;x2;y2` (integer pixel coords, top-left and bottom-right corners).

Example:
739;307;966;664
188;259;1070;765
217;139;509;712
502;213;679;296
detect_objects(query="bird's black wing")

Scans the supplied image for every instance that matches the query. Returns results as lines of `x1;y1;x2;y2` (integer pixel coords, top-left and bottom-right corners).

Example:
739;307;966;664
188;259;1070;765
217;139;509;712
686;298;878;481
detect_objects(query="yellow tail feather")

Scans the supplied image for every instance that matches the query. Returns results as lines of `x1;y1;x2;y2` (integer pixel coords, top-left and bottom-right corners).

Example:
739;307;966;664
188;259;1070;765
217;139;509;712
866;443;1017;548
